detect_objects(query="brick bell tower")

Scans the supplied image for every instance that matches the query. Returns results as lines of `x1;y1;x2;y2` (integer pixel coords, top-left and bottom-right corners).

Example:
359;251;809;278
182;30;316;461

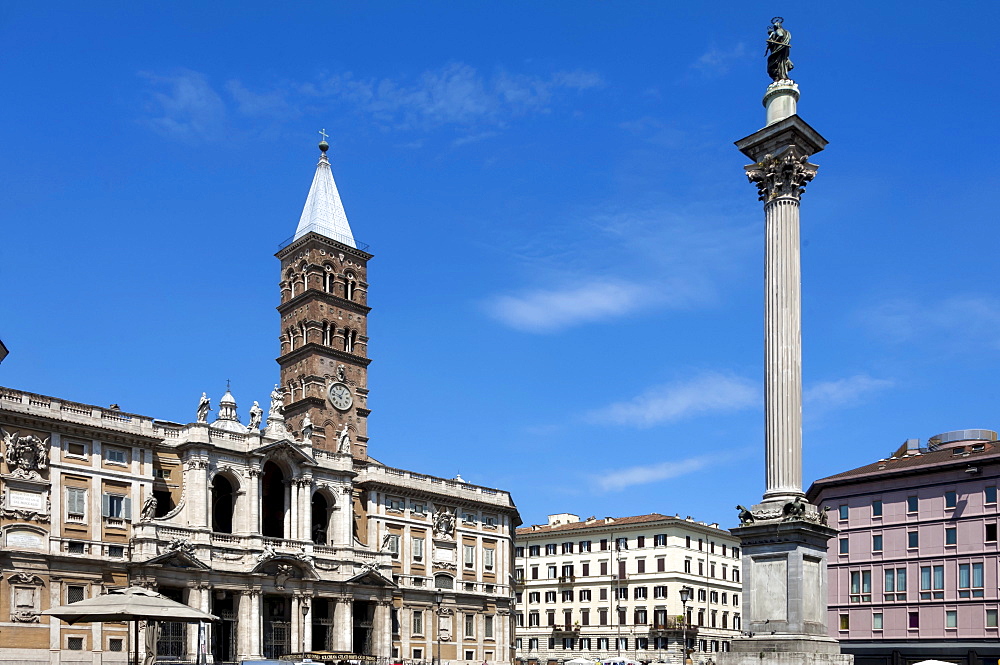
275;137;373;458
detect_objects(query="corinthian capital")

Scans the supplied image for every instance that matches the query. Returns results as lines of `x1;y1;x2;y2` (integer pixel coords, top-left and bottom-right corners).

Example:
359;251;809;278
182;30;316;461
746;150;817;202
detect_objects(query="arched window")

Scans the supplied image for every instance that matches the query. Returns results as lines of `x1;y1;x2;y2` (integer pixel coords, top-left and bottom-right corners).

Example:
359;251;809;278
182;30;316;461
212;475;236;534
261;462;285;538
345;272;357;301
299;321;308;346
286;269;296;298
287;327;297;351
312;492;329;545
343;328;356;353
322;322;331;346
434;574;454;590
323;265;334;293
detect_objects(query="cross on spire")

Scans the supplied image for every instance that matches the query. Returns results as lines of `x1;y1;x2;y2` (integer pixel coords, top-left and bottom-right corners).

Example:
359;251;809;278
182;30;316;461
318;128;329;142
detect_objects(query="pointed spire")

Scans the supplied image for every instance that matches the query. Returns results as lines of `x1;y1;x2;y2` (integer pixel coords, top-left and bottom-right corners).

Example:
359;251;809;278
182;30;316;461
293;136;357;248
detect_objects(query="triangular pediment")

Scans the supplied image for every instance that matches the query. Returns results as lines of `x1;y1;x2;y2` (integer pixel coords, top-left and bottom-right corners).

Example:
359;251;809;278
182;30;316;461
346;567;397;588
252;439;316;466
142;549;211;571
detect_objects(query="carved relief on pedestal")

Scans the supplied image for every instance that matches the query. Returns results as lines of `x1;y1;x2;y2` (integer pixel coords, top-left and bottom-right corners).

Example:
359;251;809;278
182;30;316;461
735;496;829;526
745;150;817;202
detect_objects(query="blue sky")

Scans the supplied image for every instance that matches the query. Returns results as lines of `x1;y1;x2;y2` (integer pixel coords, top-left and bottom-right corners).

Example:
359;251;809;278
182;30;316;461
3;2;1000;529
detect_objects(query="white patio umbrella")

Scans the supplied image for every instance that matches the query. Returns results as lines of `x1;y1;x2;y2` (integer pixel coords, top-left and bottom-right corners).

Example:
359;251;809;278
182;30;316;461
565;659;596;665
43;586;218;665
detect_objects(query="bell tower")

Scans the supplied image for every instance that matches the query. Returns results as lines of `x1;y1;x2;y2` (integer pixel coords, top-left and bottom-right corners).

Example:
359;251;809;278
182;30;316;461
275;138;373;458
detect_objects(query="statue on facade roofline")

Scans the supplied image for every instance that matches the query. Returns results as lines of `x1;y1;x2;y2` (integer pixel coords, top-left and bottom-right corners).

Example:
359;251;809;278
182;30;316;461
336;423;351;453
196;392;211;423
766;16;794;82
302;413;314;441
268;384;285;418
140;495;158;522
247;401;263;431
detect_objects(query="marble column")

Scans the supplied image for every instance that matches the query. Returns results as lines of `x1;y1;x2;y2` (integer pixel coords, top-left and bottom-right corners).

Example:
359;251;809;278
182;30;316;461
289;479;298;541
374;600;393;658
719;30;850;665
247;468;262;535
763;192;804;502
333;598;352;652
247;590;264;659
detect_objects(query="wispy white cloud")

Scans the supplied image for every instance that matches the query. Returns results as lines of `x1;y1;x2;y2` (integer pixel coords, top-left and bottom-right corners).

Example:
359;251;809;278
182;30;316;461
484;204;756;333
225;80;299;119
805;374;894;410
486;280;660;334
140;69;226;141
311;63;605;131
139;63;604;142
859;295;1000;350
690;43;747;77
586;372;759;428
594;454;714;492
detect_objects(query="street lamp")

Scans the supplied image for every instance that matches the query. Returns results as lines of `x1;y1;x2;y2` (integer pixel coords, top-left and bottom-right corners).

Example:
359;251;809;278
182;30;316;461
678;588;691;665
434;591;445;665
300;599;310;656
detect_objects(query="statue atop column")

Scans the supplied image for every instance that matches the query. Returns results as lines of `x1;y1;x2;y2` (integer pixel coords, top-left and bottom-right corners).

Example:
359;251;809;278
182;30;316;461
766;17;793;82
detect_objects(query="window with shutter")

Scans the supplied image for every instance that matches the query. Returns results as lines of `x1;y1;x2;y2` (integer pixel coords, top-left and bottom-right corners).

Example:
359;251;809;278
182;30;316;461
67;488;86;517
484;548;495;569
413;537;425;560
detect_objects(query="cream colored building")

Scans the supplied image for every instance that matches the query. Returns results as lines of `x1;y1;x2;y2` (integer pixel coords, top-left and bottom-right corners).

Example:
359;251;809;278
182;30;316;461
513;514;742;665
0;140;519;664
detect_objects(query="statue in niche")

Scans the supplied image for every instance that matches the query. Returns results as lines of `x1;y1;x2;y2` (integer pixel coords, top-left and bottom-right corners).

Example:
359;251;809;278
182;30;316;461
2;429;49;480
247;401;263;431
268;385;285;418
433;507;456;539
196;393;211;423
336;424;351;454
140;495;158;522
765;17;793;82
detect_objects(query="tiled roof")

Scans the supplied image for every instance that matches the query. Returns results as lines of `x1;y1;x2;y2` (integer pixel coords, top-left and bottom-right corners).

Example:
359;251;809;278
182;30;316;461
808;440;1000;489
516;513;685;536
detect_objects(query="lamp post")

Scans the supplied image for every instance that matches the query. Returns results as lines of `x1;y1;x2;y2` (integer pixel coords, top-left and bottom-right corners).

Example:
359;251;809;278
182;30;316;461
300;599;310;656
434;591;444;665
678;588;691;665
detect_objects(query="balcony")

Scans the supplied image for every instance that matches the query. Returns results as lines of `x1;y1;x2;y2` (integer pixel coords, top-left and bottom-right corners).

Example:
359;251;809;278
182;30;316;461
649;618;691;634
557;575;575;584
550;624;580;634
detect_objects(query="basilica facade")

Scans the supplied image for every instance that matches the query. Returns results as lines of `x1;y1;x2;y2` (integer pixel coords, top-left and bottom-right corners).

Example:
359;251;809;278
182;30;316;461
0;141;520;664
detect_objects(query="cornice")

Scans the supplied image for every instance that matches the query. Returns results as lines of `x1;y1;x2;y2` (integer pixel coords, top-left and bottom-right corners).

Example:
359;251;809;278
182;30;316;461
0;410;163;447
276;231;373;262
278;288;372;316
277;343;373;368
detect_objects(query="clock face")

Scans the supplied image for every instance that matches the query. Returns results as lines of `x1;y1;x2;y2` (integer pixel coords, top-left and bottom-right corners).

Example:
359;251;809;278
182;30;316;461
328;383;353;411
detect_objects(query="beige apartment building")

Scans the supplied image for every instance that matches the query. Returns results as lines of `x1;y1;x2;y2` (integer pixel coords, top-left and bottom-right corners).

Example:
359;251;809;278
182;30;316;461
0;140;520;664
513;513;742;665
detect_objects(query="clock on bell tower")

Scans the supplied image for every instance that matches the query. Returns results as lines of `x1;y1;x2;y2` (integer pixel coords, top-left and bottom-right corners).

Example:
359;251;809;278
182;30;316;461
275;138;373;458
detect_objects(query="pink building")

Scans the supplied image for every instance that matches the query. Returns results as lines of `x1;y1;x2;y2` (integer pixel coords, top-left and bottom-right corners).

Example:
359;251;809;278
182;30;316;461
807;430;1000;665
